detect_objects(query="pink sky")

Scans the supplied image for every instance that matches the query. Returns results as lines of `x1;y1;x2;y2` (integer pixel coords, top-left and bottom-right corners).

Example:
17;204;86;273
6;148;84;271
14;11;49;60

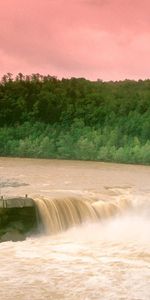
0;0;150;81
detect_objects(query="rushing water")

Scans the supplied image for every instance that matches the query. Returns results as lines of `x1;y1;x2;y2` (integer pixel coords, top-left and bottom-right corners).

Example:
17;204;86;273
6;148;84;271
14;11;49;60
34;196;130;235
0;157;150;300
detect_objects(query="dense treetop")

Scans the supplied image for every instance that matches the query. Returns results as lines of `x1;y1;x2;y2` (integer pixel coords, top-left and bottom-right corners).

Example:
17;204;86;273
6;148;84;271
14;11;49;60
0;73;150;127
0;73;150;164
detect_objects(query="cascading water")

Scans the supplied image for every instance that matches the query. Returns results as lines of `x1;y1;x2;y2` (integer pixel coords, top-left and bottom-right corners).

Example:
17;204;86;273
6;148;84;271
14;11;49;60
34;196;130;235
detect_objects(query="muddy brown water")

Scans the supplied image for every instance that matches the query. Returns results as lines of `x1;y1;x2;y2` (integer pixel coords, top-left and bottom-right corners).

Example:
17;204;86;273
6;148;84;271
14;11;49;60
0;157;150;300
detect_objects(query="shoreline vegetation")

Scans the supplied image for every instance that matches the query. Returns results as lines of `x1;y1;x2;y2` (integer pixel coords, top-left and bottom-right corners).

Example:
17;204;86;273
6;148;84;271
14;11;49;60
0;73;150;165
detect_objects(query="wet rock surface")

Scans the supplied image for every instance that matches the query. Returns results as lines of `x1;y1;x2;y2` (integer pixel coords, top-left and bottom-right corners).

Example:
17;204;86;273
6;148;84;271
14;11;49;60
0;179;29;188
0;197;35;208
0;197;38;242
0;229;26;242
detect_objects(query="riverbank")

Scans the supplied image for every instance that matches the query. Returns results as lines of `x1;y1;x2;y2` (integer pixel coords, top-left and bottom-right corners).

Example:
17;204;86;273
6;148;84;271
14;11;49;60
0;121;150;165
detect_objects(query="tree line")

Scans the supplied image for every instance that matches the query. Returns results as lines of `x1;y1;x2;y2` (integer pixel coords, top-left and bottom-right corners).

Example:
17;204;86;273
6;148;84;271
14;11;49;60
0;73;150;164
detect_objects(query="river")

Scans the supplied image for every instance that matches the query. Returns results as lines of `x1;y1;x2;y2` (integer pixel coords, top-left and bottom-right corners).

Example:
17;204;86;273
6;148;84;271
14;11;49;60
0;157;150;299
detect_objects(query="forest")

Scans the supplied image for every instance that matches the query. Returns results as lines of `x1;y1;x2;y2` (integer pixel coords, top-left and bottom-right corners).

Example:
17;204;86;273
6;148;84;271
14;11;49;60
0;73;150;164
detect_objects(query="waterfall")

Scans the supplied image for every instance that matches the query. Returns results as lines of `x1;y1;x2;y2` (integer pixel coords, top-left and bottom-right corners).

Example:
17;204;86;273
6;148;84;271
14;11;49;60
34;196;130;234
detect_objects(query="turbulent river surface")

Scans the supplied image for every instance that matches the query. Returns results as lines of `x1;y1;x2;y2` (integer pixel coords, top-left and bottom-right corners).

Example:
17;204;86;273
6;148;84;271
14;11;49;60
0;157;150;300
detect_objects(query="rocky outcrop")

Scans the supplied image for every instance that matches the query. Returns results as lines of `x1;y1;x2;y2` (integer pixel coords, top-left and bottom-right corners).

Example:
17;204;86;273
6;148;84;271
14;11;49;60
0;196;34;208
0;197;38;242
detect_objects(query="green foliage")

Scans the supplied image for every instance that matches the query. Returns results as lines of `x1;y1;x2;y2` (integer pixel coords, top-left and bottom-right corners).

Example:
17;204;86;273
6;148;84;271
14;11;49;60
0;121;150;164
0;74;150;164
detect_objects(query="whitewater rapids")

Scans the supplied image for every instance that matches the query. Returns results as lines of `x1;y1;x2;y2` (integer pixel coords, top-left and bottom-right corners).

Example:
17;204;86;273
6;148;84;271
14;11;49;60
0;209;150;300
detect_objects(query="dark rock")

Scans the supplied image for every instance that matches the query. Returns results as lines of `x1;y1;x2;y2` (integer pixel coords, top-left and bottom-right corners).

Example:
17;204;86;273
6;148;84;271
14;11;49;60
0;197;38;242
0;229;26;242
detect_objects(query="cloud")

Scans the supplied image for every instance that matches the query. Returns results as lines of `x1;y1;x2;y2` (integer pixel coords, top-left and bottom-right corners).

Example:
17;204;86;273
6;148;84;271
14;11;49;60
0;0;150;80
